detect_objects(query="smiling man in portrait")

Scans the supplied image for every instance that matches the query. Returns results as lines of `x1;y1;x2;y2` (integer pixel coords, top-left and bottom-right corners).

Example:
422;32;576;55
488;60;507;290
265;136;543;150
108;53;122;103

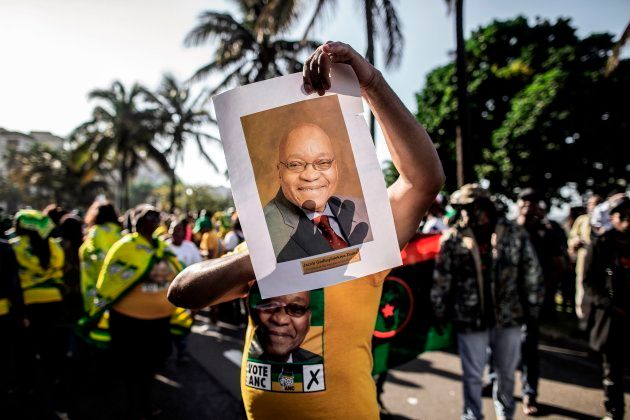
263;122;372;263
248;291;322;364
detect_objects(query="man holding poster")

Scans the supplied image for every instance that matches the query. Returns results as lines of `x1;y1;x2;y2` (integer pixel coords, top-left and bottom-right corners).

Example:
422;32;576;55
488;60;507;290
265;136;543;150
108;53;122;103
168;41;444;419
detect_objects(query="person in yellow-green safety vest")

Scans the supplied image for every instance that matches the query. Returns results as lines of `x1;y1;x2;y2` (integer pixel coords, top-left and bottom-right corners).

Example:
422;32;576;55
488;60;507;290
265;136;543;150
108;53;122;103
78;201;123;347
92;204;184;419
10;209;67;411
80;200;123;314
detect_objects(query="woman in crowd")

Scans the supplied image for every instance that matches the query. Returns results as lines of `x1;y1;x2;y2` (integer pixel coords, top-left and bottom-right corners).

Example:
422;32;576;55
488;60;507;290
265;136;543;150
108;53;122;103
11;209;66;410
79;201;122;315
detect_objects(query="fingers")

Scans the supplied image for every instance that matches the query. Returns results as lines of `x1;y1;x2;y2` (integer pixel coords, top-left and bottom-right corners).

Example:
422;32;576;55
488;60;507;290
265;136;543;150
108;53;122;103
302;51;315;94
302;41;367;95
322;41;354;64
302;42;346;96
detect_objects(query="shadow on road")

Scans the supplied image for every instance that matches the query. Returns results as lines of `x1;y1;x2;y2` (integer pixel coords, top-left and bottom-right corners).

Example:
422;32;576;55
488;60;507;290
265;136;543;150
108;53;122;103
395;354;462;383
514;396;600;420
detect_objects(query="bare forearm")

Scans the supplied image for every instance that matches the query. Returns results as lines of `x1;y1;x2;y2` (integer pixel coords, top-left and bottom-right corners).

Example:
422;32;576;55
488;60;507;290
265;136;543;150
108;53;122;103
167;251;254;309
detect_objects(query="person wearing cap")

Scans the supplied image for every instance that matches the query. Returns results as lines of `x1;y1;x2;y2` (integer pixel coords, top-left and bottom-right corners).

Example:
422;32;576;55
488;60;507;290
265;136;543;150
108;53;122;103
431;184;543;420
516;188;569;415
582;195;629;420
10;209;67;412
194;213;223;259
92;204;183;418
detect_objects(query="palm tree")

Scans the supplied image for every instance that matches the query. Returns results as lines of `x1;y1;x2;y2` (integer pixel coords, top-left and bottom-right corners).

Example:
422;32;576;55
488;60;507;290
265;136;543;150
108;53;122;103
70;81;171;210
606;19;630;75
363;0;404;138
184;0;320;93
444;0;472;186
301;0;404;139
144;74;221;211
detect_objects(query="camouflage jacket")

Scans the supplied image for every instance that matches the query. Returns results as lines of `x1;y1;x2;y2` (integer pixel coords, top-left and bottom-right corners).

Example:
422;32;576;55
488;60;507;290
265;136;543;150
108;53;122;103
431;218;543;332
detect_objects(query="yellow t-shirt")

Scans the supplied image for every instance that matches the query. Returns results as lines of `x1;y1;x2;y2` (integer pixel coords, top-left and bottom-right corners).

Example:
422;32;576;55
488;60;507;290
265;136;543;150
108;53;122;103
241;270;387;419
112;259;177;320
200;231;222;258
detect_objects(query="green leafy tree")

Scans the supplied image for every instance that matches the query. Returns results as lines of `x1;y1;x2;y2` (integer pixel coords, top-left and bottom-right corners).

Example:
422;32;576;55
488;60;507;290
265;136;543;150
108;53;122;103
184;0;320;92
416;17;630;200
382;160;399;187
70;81;172;211
144;74;221;211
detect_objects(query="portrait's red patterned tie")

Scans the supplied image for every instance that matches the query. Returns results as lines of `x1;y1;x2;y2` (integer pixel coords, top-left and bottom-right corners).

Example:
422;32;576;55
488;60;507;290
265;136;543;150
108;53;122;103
314;215;349;250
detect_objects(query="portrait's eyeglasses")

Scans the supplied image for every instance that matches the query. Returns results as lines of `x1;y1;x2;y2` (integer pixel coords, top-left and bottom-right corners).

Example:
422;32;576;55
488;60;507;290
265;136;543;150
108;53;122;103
279;159;334;173
254;301;310;317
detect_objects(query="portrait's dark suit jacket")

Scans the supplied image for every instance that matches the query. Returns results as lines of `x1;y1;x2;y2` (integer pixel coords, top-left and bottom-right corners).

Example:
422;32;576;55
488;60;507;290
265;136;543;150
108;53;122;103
263;189;372;263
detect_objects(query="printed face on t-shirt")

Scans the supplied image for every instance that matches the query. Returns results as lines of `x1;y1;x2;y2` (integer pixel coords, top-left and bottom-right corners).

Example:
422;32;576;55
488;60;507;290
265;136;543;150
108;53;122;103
254;291;311;361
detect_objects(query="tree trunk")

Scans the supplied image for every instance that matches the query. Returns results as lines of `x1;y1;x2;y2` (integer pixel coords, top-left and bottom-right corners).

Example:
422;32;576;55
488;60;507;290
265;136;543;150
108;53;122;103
120;150;129;211
454;0;472;187
169;169;177;212
365;0;377;142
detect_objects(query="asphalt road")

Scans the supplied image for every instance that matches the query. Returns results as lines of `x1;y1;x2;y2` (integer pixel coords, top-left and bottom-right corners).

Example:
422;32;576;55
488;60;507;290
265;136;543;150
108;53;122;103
379;342;630;420
4;316;627;419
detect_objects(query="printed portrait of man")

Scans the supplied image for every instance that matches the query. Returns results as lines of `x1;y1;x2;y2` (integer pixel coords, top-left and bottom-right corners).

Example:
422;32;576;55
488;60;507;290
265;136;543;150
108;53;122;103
263;122;372;263
249;291;323;364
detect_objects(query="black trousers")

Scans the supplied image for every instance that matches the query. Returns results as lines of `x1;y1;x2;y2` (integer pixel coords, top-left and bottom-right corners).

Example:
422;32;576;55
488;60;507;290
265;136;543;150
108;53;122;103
0;315;20;393
601;316;629;420
520;319;540;398
109;310;172;420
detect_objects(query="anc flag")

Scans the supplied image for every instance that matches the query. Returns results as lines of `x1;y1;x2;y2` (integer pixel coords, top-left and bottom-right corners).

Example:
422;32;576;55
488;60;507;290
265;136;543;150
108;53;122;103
372;233;453;375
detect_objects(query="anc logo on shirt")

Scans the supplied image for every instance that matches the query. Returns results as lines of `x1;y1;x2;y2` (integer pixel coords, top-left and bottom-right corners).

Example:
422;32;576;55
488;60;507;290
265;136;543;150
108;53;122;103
373;275;414;339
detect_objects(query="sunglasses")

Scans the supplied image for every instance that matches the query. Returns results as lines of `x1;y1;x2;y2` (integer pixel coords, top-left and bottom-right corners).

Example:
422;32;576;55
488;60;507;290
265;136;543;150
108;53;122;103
254;301;310;318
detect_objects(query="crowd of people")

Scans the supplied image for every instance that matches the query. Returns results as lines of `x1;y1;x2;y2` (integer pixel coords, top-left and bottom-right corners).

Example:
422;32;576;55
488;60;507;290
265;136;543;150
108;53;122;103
0;201;245;419
1;39;628;420
425;185;629;420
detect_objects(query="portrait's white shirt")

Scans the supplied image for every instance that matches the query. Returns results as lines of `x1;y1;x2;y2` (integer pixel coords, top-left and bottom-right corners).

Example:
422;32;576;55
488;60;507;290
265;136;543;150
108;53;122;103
302;204;345;239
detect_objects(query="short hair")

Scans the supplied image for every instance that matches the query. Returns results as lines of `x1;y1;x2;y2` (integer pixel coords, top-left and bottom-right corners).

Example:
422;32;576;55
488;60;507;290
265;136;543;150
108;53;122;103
84;201;120;228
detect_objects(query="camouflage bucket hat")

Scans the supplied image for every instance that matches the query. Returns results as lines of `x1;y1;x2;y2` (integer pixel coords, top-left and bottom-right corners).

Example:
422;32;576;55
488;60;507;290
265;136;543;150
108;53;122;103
15;209;54;239
449;183;490;206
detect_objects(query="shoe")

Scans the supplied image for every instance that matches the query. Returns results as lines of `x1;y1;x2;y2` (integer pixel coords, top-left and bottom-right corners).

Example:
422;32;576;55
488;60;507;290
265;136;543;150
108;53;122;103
522;395;539;416
481;381;493;397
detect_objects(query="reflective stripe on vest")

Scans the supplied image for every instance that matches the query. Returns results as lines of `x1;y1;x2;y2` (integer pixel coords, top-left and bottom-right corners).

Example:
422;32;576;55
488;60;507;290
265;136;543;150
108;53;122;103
23;287;63;305
0;298;9;316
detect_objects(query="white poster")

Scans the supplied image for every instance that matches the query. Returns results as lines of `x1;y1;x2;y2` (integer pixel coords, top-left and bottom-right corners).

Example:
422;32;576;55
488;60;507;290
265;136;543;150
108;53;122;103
212;65;401;298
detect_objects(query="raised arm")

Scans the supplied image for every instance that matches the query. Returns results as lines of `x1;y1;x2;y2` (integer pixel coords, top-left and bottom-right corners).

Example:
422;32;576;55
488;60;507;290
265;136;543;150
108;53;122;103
304;41;445;248
169;41;445;309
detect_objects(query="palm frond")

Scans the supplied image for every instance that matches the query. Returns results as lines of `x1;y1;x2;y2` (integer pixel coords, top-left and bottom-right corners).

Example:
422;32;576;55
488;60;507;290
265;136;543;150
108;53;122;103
184;11;250;47
195;134;220;171
256;0;299;36
208;65;247;95
300;0;337;42
379;0;404;69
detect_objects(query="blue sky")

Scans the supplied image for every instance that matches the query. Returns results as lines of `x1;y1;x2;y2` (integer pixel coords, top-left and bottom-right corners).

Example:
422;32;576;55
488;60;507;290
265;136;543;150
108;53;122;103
1;0;628;187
